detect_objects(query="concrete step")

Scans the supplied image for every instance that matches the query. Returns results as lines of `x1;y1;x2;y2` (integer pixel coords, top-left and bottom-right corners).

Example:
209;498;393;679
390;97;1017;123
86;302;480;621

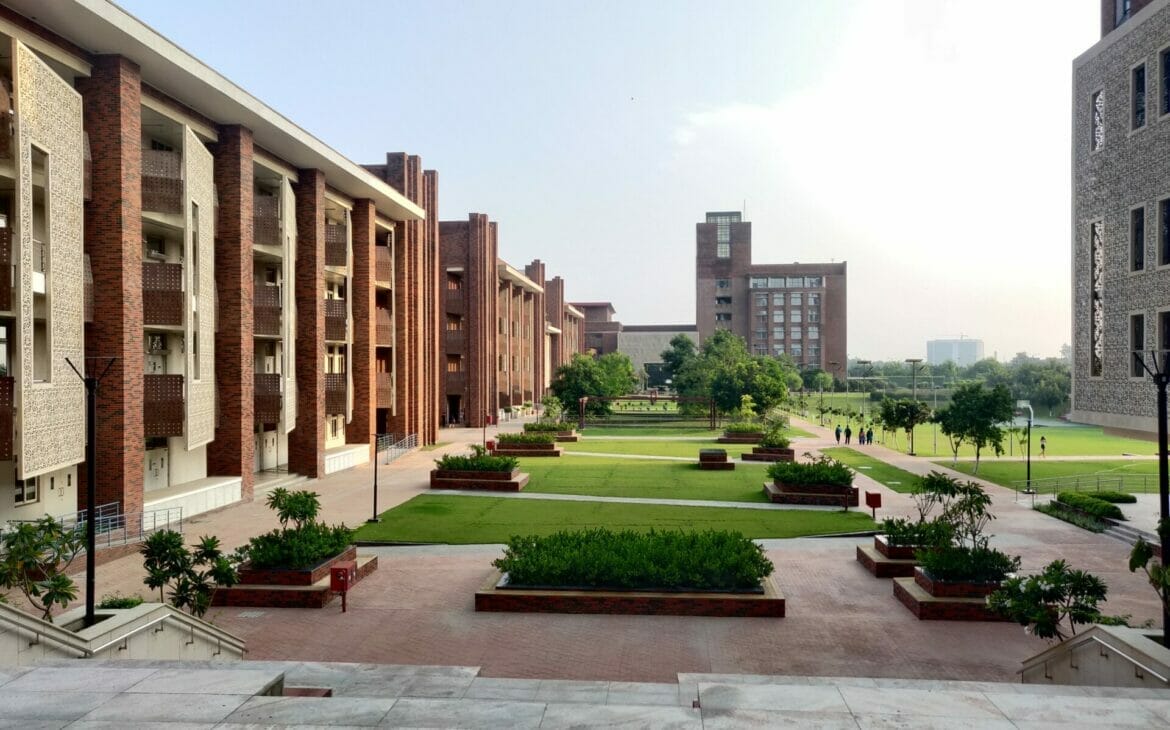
254;472;311;495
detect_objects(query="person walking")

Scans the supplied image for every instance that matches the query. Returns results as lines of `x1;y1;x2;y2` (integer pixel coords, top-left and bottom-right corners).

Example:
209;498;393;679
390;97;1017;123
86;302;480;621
866;427;874;446
844;425;852;444
835;424;842;444
857;427;865;446
1040;435;1047;457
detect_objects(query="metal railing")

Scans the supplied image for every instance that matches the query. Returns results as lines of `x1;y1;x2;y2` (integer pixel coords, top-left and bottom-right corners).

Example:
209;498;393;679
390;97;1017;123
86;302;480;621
1011;472;1157;496
378;433;417;465
87;506;184;549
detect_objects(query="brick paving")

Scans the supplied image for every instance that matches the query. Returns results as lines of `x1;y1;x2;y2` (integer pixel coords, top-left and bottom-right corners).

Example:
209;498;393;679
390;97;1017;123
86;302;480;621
57;419;1166;684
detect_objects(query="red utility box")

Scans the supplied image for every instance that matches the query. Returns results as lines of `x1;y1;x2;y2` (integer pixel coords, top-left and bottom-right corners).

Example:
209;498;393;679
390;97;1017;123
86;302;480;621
330;561;357;612
865;491;881;519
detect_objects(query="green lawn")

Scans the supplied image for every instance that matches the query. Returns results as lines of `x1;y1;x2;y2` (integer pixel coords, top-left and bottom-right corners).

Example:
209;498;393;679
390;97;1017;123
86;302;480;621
821;447;921;493
353;494;876;544
868;424;1155;459
936;459;1158;493
581;426;723;437
520;455;771;502
563;439;757;459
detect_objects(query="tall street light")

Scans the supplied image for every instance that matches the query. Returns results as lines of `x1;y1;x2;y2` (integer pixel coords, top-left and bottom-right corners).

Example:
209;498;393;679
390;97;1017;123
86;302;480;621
856;360;872;423
1016;400;1034;496
904;358;925;456
828;360;841;414
1135;350;1170;646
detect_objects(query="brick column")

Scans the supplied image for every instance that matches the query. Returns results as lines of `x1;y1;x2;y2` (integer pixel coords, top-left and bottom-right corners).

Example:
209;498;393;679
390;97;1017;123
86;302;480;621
422;169;440;445
77;56;144;515
348;199;376;454
290;169;325;477
525;260;546;404
209;125;255;497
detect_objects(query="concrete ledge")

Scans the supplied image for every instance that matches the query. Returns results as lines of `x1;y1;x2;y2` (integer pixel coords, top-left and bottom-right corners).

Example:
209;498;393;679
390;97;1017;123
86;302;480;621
475;571;785;617
324;444;371;475
874;535;918;560
237;546;358;587
213;555;378;609
430;470;530;491
893;576;1008;622
856;544;917;578
764;482;858;507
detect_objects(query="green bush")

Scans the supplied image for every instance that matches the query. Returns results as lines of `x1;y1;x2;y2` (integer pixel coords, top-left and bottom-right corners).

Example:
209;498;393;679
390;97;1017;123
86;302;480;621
493;528;774;591
766;455;853;487
724;422;765;434
435;447;519;472
497;432;556;445
916;546;1020;584
98;593;144;609
523;422;564;433
881;517;953;548
243;522;355;570
1057;492;1125;520
1089;490;1137;504
759;427;791;449
1035;502;1106;533
987;559;1108;641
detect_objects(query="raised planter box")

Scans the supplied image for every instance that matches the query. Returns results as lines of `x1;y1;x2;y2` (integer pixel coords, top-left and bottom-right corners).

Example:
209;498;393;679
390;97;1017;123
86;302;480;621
717;433;764;444
741;447;795;462
237;546;357;586
555;431;580;443
475;570;784;617
893;573;1007;622
874;534;919;560
496;441;558;451
490;446;563;458
213;554;378;609
698;448;734;471
763;481;858;507
913;566;1000;599
856;544;917;578
430;468;529;491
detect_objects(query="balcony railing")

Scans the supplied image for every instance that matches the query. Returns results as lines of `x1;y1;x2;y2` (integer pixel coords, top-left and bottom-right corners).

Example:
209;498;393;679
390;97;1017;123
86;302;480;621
254;373;282;426
324;372;346;415
144;374;184;438
0;223;10;312
253;195;280;247
325;223;347;267
324;298;347;341
142;149;182;215
254;285;281;337
0;376;12;461
143;262;184;327
376;308;394;346
376;246;393;284
376;371;394;408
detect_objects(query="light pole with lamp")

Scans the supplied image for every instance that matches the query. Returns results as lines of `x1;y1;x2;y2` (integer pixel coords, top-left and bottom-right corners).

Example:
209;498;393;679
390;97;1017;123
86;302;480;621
904;358;925;456
1016;400;1034;497
855;360;872;427
368;433;384;524
1135;349;1170;648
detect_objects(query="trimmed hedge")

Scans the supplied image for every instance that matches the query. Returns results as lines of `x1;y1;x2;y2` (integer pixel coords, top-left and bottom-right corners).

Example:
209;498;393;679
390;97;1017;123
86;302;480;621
916;546;1020;584
724;422;766;434
759;428;791;449
881;517;952;548
1090;490;1137;504
1056;491;1125;520
1035;502;1106;533
435;452;519;472
493;528;774;591
523;422;564;433
497;432;556;445
766;456;853;487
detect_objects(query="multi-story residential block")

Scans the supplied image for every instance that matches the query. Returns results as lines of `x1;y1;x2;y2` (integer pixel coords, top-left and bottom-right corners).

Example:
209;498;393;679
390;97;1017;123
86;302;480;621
0;0;440;526
926;338;985;367
573;302;621;355
618;324;700;379
544;276;584;375
1070;0;1170;437
695;212;846;372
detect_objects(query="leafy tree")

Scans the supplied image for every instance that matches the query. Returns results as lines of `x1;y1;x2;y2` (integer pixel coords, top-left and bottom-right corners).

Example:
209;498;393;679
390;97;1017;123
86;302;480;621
540;393;564;421
879;398;932;455
1129;519;1170;639
597;352;638;396
803;369;834;392
0;517;85;622
266;487;321;529
933;383;1013;473
988;559;1108;641
549;352;636;415
141;530;240;618
659;334;697;381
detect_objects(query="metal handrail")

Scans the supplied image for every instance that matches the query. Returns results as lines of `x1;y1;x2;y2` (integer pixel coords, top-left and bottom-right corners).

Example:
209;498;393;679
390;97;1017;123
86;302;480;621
1023;633;1169;684
1010;472;1156;495
87;611;244;657
380;433;418;464
0;607;88;657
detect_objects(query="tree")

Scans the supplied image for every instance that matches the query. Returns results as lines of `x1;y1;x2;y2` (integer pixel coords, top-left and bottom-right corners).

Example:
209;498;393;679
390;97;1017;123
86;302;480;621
803;369;834;393
549;352;636;415
933;383;1013;473
0;517;84;622
1129;519;1170;642
879;398;932;455
988;559;1108;641
659;334;697;382
141;530;240;618
596;352;638;396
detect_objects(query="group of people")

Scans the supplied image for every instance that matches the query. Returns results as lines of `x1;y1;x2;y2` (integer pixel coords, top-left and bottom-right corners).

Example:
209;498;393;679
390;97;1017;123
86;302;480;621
834;423;874;446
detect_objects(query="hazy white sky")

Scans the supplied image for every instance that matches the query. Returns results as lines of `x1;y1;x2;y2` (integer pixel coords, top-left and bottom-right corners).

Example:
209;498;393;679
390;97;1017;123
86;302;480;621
118;0;1099;361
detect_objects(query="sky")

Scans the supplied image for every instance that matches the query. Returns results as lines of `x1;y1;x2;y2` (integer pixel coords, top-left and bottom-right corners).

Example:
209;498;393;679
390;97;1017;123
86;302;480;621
117;0;1100;361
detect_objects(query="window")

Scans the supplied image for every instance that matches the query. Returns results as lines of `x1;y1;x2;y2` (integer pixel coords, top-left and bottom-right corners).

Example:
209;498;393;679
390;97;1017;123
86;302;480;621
754;294;767;307
808;308;821;323
808;344;821;360
716;243;730;258
1090;222;1105;376
791;326;802;340
1160;198;1170;266
498;354;506;371
789;292;802;306
768;277;784;288
809;293;822;306
716;278;730;289
1131;313;1146;377
790;343;803;358
809;325;820;340
804;276;823;288
772;343;784;356
714;313;732;322
772;326;784;340
15;477;37;506
753;329;767;341
772;310;784;323
715;296;732;306
446;355;461;373
1134;64;1147;129
446;274;462;291
1115;0;1131;28
706;212;739;242
1163;48;1170;116
1161;311;1170;366
1132;207;1145;271
772;293;784;307
1091;90;1105;151
446;314;462;331
755;314;767;325
790;310;802;324
786;276;803;288
750;276;767;289
32;146;50;384
752;344;766;355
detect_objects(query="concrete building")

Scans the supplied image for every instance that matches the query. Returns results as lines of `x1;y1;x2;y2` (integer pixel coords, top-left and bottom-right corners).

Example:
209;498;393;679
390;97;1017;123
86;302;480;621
1070;0;1170;437
695;211;846;371
0;0;441;527
926;338;985;367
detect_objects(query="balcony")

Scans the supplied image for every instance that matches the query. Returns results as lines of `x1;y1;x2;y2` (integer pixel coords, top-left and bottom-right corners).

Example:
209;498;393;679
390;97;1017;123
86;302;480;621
325;223;347;267
144;373;184;438
143;262;184;327
376;246;393;284
0;376;12;461
254;285;281;337
376;307;394;347
254;195;280;247
255;373;282;427
0;223;10;311
142;149;182;215
324;372;346;415
376;371;394;408
324;298;347;341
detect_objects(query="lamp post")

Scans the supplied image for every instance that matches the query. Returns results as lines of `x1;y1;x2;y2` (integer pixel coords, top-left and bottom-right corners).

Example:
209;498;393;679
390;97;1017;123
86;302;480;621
368;433;383;524
904;358;925;456
856;360;871;427
1136;350;1170;646
828;360;841;415
1016;400;1034;497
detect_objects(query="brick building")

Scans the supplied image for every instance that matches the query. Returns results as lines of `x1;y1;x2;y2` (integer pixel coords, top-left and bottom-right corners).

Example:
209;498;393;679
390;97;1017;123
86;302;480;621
544;276;584;374
573;302;621;355
695;212;847;372
1070;0;1170;437
0;0;441;526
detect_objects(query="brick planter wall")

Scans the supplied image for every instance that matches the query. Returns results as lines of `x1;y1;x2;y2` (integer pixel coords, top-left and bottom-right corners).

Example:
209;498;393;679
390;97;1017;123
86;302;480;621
764;482;859;507
554;431;579;442
213;555;378;609
495;441;557;451
855;544;917;578
237;546;358;587
475;571;785;617
742;447;795;462
874;535;919;560
489;447;562;457
717;433;764;444
913;567;1002;599
893;576;1007;622
430;469;530;491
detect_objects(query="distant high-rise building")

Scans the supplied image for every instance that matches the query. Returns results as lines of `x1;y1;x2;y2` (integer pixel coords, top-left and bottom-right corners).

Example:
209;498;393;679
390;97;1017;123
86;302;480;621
926;339;985;367
694;212;846;372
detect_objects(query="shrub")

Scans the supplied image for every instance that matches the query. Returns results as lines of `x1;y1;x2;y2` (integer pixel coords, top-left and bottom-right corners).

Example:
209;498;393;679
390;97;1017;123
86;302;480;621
0;517;85;622
1089;490;1137;504
1035;502;1106;533
435;445;519;473
141;531;239;618
493;528;773;591
98;593;145;609
523;422;564;433
265;488;320;529
759;427;791;449
241;522;354;570
916;546;1020;584
1128;519;1170;627
724;422;765;434
881;517;953;548
496;432;556;445
1057;492;1125;520
766;455;853;487
987;559;1108;641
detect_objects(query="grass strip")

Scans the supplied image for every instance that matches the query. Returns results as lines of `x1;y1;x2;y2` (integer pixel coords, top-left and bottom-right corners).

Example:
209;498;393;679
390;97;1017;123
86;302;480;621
821;447;921;493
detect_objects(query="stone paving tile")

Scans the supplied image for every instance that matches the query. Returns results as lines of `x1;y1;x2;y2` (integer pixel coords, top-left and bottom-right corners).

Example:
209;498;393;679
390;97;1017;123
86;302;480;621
838;686;1008;720
853;715;1016;729
3;666;157;694
605;681;681;706
0;721;67;730
698;683;851;713
67;722;218;730
699;708;861;729
76;692;248;723
533;679;610;704
1138;698;1170;723
379;697;546;728
0;664;34;688
539;702;701;728
398;673;476;698
124;668;282;696
222;695;396;726
984;692;1162;726
0;691;116;722
463;677;542;701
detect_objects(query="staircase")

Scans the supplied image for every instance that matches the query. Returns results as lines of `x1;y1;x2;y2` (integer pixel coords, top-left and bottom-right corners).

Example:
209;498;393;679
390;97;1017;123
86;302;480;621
1102;517;1158;548
253;471;310;496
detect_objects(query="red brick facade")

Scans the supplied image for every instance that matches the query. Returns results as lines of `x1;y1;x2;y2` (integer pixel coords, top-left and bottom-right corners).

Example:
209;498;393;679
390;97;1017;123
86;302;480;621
348;199;376;456
290;170;327;477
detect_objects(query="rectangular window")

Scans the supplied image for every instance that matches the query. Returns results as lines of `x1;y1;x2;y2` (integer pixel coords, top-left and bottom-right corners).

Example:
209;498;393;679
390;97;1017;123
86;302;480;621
716;278;730;289
791;326;802;340
804;276;823;288
772;310;784;323
768;277;784;288
809;292;822;306
1132;313;1146;377
749;276;767;289
715;296;732;305
14;477;37;506
755;314;767;324
790;310;802;324
809;325;820;340
1134;64;1147;129
1092;90;1105;151
714;313;732;322
786;276;803;288
789;292;802;306
1132;207;1145;271
1090;222;1105;376
790;343;803;358
772;326;784;340
1163;48;1170;116
447;274;462;291
772;343;784;356
753;329;767;341
771;293;782;306
1161;311;1170;365
754;294;767;307
1160;198;1170;266
808;344;821;360
31;146;50;384
716;242;730;258
808;308;821;323
752;344;766;355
